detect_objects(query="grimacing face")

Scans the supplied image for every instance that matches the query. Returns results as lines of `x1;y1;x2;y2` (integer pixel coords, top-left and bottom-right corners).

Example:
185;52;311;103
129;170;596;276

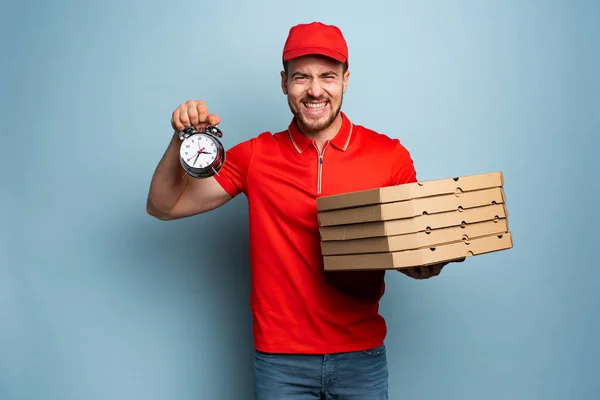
281;55;349;135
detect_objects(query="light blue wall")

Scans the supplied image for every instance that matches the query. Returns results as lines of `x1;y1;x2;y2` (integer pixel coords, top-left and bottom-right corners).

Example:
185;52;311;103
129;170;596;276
2;0;598;399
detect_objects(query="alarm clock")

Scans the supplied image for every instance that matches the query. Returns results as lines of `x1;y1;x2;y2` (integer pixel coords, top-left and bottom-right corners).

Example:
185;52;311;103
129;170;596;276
178;125;225;179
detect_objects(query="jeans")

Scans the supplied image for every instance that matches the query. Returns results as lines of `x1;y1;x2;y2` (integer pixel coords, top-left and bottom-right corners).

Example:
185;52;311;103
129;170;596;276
253;344;388;399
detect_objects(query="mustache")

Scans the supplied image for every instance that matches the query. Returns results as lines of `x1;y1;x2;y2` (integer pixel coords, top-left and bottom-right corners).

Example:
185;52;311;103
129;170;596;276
301;97;329;102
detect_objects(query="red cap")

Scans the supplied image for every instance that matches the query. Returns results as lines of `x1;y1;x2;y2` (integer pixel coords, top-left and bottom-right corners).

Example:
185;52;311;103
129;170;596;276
282;22;349;66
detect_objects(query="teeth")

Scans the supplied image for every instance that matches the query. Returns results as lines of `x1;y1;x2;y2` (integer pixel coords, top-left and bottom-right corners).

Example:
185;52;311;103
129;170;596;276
305;102;326;110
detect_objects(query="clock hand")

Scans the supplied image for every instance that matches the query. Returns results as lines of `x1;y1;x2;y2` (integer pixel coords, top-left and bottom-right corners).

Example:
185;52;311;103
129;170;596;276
186;146;212;165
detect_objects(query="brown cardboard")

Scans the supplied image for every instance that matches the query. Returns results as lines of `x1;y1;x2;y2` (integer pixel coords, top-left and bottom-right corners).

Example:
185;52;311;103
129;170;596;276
318;187;505;227
319;203;507;241
323;232;513;271
320;218;509;255
317;171;503;212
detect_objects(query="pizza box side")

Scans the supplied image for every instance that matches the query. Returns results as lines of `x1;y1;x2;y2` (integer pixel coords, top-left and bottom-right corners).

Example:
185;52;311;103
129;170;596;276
323;232;513;271
319;203;508;241
320;218;509;255
318;187;505;227
316;171;504;212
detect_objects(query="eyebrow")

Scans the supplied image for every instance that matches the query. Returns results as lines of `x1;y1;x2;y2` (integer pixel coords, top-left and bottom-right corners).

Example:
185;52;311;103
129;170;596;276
291;70;339;78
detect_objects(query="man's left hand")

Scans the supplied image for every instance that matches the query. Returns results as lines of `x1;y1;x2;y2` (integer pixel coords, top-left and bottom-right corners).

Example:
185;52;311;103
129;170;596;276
399;258;465;280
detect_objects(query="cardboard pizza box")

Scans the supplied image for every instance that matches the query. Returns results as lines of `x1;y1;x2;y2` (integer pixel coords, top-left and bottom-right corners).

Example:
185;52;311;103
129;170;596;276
322;232;513;271
316;171;503;212
320;218;509;256
318;187;505;227
319;203;507;241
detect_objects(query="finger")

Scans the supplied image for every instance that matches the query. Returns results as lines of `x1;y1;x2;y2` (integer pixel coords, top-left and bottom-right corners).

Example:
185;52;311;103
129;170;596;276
429;263;446;278
172;108;185;131
188;104;199;126
399;268;416;278
422;266;431;279
429;266;442;277
408;266;421;277
179;105;191;128
195;101;209;125
207;113;221;126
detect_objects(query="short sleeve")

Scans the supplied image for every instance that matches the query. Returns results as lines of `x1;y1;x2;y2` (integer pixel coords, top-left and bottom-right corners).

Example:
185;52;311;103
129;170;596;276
389;139;417;185
213;137;256;197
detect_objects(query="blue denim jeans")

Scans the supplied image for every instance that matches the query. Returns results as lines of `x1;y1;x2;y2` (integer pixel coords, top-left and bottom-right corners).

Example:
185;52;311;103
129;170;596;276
253;344;388;399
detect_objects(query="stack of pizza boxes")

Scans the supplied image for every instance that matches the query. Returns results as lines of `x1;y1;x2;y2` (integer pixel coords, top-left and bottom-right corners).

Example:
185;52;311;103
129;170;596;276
316;172;512;271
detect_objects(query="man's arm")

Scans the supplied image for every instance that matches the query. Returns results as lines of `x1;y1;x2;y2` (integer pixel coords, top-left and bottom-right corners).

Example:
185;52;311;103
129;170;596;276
146;132;232;220
146;100;233;221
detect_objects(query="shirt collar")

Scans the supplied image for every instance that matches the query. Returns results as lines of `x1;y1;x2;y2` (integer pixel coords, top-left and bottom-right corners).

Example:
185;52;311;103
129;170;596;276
287;111;354;154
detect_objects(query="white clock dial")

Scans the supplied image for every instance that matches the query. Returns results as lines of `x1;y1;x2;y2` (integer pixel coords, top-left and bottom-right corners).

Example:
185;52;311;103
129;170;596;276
180;134;218;169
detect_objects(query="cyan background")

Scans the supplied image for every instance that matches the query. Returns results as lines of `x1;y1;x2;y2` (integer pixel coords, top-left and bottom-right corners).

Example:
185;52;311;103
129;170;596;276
2;0;598;399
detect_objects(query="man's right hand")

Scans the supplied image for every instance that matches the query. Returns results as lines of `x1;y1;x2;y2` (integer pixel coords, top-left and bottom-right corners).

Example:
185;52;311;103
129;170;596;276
171;100;221;132
146;100;232;220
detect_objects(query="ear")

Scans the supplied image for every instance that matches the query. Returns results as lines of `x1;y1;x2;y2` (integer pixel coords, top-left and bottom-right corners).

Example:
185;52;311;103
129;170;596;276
280;71;288;95
342;69;350;94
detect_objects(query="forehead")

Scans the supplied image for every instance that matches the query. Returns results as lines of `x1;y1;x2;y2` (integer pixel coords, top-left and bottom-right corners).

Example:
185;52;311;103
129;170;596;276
287;54;344;74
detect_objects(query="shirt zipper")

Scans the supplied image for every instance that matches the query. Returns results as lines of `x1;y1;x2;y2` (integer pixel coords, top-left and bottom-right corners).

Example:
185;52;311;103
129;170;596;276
315;141;330;194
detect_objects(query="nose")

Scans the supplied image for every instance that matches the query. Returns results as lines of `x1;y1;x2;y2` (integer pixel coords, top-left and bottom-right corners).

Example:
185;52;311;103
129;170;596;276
307;78;324;98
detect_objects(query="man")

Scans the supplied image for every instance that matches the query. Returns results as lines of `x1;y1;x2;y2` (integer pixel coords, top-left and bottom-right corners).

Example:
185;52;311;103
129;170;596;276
147;21;450;399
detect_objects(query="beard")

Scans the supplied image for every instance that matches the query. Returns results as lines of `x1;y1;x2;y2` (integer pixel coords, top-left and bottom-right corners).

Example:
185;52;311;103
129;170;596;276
288;94;343;135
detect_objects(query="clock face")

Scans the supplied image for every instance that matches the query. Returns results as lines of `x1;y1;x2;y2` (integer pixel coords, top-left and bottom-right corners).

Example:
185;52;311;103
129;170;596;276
180;134;219;169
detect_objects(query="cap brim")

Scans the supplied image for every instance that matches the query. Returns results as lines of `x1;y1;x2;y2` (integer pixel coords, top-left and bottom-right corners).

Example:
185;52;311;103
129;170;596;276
283;47;347;64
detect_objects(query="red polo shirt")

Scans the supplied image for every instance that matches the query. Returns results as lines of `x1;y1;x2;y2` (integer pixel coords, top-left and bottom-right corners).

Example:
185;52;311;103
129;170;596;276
213;112;417;354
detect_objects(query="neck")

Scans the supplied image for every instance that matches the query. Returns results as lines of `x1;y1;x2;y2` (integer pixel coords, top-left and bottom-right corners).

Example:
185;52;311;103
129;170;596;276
296;113;343;151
